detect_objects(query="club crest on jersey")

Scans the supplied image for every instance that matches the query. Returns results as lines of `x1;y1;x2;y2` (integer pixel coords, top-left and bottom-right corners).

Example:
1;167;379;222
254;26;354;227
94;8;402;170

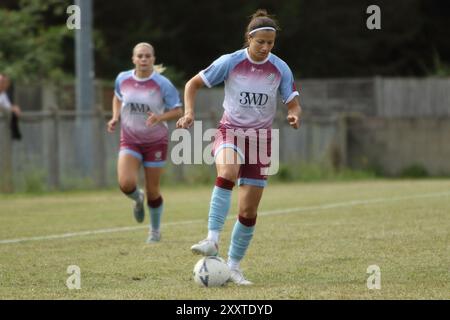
155;151;162;161
266;73;276;83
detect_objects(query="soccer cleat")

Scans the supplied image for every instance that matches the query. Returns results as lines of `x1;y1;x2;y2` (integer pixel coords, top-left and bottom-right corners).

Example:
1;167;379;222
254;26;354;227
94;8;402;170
190;239;218;256
228;268;253;286
146;230;161;243
133;189;145;223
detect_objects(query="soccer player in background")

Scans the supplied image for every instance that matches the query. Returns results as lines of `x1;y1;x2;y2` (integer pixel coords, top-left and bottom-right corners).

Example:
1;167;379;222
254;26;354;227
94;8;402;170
0;74;22;140
0;74;21;116
108;42;183;243
177;10;302;285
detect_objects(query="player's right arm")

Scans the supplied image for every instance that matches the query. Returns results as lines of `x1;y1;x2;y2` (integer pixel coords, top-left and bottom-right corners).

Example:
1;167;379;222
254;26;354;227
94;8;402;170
107;95;121;133
176;74;204;129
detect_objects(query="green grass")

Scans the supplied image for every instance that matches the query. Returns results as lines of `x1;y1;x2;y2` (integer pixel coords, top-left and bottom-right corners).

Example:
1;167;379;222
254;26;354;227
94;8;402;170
0;180;449;299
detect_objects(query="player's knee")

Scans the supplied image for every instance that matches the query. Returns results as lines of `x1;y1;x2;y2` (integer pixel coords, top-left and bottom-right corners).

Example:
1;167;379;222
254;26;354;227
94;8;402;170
118;180;136;194
219;173;237;183
217;168;239;182
239;206;258;218
146;189;160;201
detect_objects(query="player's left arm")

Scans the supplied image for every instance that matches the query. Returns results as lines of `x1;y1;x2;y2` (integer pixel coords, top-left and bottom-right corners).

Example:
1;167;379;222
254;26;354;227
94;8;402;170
146;78;183;127
278;61;302;130
286;96;302;129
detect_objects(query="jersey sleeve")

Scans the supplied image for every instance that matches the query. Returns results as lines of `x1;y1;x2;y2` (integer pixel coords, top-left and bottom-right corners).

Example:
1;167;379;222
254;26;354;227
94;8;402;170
161;78;182;109
114;73;124;101
278;63;299;104
199;54;232;88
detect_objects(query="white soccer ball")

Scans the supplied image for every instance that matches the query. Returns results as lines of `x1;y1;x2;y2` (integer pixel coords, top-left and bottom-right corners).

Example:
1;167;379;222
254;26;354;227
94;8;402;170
193;256;231;287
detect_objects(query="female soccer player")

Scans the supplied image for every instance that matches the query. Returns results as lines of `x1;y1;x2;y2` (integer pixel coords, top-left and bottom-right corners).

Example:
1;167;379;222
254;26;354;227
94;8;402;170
177;10;302;284
108;42;182;243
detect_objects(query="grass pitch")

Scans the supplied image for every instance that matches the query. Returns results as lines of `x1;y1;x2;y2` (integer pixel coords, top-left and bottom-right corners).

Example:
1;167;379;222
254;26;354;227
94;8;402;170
0;179;449;299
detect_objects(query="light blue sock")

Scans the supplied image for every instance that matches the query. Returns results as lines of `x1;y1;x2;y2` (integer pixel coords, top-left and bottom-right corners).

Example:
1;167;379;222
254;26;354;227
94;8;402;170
228;220;255;262
208;186;232;232
149;203;163;231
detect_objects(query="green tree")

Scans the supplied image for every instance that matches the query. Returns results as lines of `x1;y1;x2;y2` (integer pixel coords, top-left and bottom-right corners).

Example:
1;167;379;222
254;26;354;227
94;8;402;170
0;0;72;82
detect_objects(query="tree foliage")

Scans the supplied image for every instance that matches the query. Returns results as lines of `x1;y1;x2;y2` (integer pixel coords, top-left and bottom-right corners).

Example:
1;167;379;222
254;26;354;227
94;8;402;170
0;0;72;82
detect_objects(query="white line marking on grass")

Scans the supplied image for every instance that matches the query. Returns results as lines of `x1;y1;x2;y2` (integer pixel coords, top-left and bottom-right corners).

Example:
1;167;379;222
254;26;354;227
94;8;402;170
0;191;448;245
0;219;205;244
259;191;450;217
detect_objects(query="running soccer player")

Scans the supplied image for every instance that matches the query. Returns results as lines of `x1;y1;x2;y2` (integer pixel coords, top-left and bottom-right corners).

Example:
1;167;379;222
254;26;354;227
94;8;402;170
176;10;302;284
108;42;182;243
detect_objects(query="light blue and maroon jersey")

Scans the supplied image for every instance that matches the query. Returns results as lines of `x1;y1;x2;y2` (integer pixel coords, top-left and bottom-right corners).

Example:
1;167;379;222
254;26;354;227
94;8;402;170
199;48;299;129
115;70;182;145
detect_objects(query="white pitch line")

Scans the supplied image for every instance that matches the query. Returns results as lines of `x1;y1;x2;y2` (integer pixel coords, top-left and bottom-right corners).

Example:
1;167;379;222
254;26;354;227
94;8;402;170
0;219;205;245
0;191;448;245
258;191;450;216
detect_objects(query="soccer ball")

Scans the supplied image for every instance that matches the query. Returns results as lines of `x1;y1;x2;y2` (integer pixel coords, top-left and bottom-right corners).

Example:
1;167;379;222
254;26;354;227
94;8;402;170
193;256;231;287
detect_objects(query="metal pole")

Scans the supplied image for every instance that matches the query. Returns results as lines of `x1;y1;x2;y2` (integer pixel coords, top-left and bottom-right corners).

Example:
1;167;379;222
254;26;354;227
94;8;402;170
75;0;94;177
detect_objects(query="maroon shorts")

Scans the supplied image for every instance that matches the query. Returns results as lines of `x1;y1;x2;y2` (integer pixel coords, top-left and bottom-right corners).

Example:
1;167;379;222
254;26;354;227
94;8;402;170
212;125;271;187
119;142;168;168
